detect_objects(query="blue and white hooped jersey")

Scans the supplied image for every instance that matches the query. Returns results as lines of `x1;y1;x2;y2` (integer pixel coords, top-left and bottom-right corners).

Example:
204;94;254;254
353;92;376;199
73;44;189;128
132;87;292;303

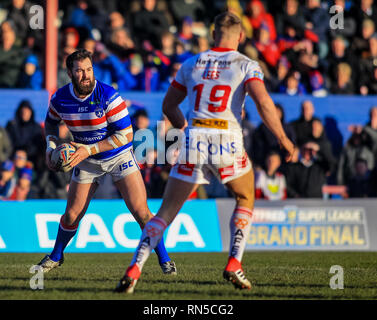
45;80;132;160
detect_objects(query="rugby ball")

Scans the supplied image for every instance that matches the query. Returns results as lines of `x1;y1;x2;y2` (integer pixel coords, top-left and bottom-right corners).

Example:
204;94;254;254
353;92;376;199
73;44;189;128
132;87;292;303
51;143;76;172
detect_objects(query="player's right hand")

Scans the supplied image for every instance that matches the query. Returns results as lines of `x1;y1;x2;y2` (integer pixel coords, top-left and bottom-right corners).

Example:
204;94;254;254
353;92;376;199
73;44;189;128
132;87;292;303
46;149;57;171
279;136;296;162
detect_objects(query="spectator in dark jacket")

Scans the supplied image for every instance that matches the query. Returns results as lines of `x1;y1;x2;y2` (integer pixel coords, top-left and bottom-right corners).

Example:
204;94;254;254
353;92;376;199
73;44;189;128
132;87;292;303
252;103;296;168
351;0;377;36
131;0;170;49
276;0;306;38
0;20;25;88
290;100;320;147
369;164;377;197
5;0;34;43
362;106;377;158
5;100;44;167
359;34;377;95
351;18;375;58
310;119;337;174
303;0;329;58
285;141;331;198
326;35;358;88
169;0;207;26
337;127;374;185
347;158;372;197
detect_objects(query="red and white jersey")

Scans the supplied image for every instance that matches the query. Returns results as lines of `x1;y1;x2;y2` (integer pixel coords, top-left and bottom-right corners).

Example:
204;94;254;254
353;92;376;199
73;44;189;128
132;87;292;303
172;47;264;132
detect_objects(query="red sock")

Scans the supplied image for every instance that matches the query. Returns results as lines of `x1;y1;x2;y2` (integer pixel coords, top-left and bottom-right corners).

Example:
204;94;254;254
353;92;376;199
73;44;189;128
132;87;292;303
225;256;243;272
126;264;141;279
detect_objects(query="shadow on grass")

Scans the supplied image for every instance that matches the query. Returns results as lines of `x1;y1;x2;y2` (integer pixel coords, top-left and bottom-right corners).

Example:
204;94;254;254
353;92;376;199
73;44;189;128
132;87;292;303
255;282;377;290
250;292;328;299
0;285;114;294
145;278;219;286
135;287;241;297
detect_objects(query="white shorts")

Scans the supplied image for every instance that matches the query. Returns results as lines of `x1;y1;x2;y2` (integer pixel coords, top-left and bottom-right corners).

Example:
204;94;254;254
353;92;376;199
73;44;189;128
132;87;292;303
169;128;252;185
71;149;139;184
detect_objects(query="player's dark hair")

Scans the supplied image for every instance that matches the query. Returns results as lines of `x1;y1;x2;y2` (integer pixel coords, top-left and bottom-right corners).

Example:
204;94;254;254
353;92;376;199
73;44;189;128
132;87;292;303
214;12;241;32
66;49;93;71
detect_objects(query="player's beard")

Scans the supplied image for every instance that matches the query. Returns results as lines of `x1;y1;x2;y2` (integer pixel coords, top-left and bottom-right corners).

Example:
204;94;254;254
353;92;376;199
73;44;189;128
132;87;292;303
72;76;95;96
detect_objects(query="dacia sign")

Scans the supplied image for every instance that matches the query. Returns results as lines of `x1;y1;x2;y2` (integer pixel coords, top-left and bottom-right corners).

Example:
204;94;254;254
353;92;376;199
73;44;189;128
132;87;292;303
0;200;222;253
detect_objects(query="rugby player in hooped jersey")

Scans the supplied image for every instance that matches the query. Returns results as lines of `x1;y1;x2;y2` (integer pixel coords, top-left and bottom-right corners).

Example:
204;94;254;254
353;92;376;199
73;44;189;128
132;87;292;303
37;49;177;276
115;12;296;293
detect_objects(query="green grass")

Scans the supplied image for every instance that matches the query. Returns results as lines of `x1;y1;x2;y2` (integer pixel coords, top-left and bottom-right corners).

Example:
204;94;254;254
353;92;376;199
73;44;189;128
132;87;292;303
0;252;376;300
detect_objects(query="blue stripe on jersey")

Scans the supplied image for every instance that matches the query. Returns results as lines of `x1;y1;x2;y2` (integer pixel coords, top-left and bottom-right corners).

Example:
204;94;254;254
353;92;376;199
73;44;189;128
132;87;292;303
108;116;131;131
91;142;133;160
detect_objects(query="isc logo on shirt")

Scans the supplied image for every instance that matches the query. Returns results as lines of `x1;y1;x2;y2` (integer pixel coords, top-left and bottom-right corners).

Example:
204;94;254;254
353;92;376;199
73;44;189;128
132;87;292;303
78;107;88;112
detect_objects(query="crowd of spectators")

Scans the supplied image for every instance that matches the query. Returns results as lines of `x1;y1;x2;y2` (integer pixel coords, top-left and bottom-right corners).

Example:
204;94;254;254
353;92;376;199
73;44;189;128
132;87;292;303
252;102;377;200
0;0;377;95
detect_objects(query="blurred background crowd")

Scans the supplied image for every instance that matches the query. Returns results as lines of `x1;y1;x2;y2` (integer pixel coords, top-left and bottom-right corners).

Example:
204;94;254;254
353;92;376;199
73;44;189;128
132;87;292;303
1;0;377;95
0;0;377;201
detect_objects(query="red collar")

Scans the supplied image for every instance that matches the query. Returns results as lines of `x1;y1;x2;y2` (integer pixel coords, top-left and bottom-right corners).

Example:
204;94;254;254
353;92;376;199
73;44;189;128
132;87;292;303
210;47;235;52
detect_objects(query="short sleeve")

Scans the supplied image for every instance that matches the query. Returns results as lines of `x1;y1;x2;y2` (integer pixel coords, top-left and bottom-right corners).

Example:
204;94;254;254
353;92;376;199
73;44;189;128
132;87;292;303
45;100;61;125
171;64;187;93
244;61;264;87
104;88;131;130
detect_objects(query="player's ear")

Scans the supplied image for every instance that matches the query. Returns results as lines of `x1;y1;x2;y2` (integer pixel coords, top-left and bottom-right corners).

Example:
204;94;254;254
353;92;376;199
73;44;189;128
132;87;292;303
67;68;72;79
212;29;216;42
239;29;245;43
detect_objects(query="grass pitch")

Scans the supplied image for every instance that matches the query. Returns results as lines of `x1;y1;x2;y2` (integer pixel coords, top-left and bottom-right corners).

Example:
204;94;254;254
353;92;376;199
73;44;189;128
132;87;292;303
0;252;376;300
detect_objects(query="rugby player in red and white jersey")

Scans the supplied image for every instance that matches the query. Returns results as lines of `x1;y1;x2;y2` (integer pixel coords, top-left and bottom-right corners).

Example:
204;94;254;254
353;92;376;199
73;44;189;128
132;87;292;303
115;12;296;293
